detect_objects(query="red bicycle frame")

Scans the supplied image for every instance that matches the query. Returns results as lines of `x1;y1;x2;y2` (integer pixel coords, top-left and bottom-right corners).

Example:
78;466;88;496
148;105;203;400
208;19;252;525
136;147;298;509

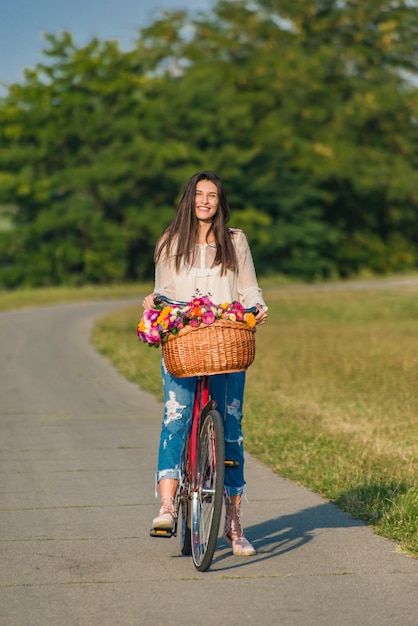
188;376;214;487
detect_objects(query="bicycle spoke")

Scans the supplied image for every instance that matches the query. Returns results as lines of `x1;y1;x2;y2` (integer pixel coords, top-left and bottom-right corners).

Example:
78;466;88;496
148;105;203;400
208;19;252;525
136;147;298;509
191;410;224;571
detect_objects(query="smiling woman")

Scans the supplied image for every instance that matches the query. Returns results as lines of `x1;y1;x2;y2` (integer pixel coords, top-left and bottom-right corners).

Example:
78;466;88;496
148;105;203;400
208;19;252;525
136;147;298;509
195;179;219;228
141;169;267;556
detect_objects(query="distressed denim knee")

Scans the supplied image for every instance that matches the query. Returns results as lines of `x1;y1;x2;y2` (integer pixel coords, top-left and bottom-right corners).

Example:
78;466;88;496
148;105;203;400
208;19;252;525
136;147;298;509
210;372;246;496
157;360;197;483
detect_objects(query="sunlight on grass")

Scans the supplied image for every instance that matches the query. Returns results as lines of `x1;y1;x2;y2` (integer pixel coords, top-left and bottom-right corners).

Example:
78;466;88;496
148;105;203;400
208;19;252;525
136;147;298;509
92;284;418;557
2;279;416;556
0;283;152;311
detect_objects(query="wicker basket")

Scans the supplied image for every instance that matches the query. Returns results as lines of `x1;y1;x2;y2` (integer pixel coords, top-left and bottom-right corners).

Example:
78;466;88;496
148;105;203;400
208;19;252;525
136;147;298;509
162;319;256;378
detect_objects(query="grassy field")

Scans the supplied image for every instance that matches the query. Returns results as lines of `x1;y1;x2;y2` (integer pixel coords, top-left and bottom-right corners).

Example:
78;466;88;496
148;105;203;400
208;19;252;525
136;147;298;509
0;283;151;311
91;282;418;558
2;279;417;556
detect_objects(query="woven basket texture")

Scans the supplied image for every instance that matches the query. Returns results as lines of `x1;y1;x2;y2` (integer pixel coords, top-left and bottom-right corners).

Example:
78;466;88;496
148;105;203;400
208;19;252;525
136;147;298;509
162;319;256;378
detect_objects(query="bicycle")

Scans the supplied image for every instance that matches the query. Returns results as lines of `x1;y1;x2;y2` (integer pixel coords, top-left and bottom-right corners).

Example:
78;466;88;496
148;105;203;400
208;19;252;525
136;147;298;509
149;295;257;572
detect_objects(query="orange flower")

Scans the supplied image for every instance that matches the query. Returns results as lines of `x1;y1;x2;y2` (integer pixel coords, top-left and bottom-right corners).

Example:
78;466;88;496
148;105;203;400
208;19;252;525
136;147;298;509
245;313;256;328
157;306;172;324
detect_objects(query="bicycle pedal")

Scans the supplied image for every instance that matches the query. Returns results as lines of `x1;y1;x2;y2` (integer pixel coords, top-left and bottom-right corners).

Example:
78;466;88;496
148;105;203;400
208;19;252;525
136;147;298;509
149;528;176;538
225;459;239;469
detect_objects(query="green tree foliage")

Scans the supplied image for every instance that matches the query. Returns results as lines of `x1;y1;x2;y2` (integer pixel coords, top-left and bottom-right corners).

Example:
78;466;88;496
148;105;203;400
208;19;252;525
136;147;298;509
0;0;417;287
0;30;192;287
256;0;418;275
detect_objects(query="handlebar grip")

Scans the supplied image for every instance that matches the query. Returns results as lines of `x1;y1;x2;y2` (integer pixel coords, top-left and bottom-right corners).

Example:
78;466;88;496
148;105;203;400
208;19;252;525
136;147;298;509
154;294;188;307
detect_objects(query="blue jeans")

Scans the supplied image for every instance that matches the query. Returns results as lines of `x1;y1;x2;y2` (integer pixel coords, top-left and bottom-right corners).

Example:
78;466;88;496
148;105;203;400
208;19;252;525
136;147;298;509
157;360;247;497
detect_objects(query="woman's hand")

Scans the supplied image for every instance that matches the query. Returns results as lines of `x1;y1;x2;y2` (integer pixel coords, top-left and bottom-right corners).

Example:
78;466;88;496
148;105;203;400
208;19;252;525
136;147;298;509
255;304;268;325
142;293;156;310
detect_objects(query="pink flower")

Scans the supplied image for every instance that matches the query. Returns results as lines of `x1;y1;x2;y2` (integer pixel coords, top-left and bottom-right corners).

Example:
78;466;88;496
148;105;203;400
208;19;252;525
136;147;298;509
145;309;160;323
202;310;216;325
137;292;251;347
148;328;161;344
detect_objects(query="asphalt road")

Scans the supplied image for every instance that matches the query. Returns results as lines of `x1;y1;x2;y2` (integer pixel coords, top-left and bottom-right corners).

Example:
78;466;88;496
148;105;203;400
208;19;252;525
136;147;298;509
1;300;417;626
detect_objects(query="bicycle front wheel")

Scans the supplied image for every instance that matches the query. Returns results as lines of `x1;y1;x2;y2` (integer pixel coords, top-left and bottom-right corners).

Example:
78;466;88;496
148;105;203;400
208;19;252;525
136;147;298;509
191;409;225;572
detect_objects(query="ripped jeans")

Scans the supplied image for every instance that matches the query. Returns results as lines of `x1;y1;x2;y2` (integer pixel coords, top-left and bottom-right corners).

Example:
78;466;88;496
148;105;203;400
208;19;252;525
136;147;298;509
157;360;247;497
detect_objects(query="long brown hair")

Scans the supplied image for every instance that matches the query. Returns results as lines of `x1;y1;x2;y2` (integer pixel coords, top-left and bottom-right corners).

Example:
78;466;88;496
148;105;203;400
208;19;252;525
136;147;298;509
155;171;238;275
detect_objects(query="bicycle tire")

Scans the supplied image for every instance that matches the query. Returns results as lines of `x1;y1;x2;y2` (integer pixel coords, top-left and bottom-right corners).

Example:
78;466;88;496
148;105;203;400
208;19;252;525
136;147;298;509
191;409;225;571
179;442;191;556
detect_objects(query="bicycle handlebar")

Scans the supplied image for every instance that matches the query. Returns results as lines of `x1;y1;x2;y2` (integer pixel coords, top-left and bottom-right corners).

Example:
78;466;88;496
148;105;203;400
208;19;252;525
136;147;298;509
154;294;187;307
154;294;258;315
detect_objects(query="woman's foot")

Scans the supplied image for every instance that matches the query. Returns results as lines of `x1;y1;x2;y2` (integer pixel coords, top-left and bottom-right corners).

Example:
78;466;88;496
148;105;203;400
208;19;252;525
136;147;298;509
223;498;256;556
152;497;177;531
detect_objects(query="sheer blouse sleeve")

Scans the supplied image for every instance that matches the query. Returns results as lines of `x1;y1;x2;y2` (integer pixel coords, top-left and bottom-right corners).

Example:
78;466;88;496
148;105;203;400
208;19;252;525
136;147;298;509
154;243;176;299
233;229;267;309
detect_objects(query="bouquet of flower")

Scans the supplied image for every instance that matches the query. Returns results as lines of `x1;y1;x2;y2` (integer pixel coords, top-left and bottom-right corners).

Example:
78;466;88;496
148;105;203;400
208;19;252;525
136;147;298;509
137;294;256;347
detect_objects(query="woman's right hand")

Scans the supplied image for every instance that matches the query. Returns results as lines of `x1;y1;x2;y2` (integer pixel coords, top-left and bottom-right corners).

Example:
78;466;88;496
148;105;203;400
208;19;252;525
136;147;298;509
142;293;156;310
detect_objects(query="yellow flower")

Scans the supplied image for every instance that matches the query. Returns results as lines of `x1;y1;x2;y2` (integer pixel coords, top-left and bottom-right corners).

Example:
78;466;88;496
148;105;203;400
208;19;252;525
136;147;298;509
245;313;256;328
157;306;172;324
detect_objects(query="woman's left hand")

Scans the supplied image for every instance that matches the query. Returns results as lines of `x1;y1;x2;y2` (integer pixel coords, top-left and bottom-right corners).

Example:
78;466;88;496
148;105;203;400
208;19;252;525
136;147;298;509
142;293;156;310
255;304;268;325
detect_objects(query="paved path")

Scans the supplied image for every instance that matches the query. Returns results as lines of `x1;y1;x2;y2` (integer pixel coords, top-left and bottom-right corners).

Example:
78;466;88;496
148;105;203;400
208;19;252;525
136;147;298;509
1;300;417;626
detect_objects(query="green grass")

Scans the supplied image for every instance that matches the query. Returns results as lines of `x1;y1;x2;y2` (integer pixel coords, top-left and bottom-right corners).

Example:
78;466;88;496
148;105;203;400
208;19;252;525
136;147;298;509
92;283;418;558
2;279;417;556
0;283;152;311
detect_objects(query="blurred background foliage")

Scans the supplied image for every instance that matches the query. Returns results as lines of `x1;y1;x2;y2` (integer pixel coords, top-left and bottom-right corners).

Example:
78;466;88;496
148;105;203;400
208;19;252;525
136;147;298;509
0;0;417;288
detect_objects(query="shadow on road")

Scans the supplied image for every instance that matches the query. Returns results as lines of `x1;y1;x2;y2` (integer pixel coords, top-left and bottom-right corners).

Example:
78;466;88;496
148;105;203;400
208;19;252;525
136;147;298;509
210;501;364;571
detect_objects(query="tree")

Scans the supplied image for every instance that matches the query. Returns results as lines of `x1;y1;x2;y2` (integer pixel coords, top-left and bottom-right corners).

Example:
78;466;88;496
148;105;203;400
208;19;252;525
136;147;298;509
255;0;418;274
0;31;195;286
0;0;417;287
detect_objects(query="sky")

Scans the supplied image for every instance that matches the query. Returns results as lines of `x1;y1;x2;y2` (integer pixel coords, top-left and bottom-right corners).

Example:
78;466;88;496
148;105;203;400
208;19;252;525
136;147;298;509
0;0;213;87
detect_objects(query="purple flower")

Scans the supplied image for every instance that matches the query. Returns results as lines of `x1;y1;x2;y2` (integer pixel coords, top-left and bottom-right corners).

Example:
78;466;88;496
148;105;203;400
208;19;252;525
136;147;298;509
138;293;249;348
149;309;161;322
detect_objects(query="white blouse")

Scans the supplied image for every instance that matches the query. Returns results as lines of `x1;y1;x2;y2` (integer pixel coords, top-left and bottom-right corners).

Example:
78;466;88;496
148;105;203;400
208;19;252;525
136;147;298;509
154;229;266;309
